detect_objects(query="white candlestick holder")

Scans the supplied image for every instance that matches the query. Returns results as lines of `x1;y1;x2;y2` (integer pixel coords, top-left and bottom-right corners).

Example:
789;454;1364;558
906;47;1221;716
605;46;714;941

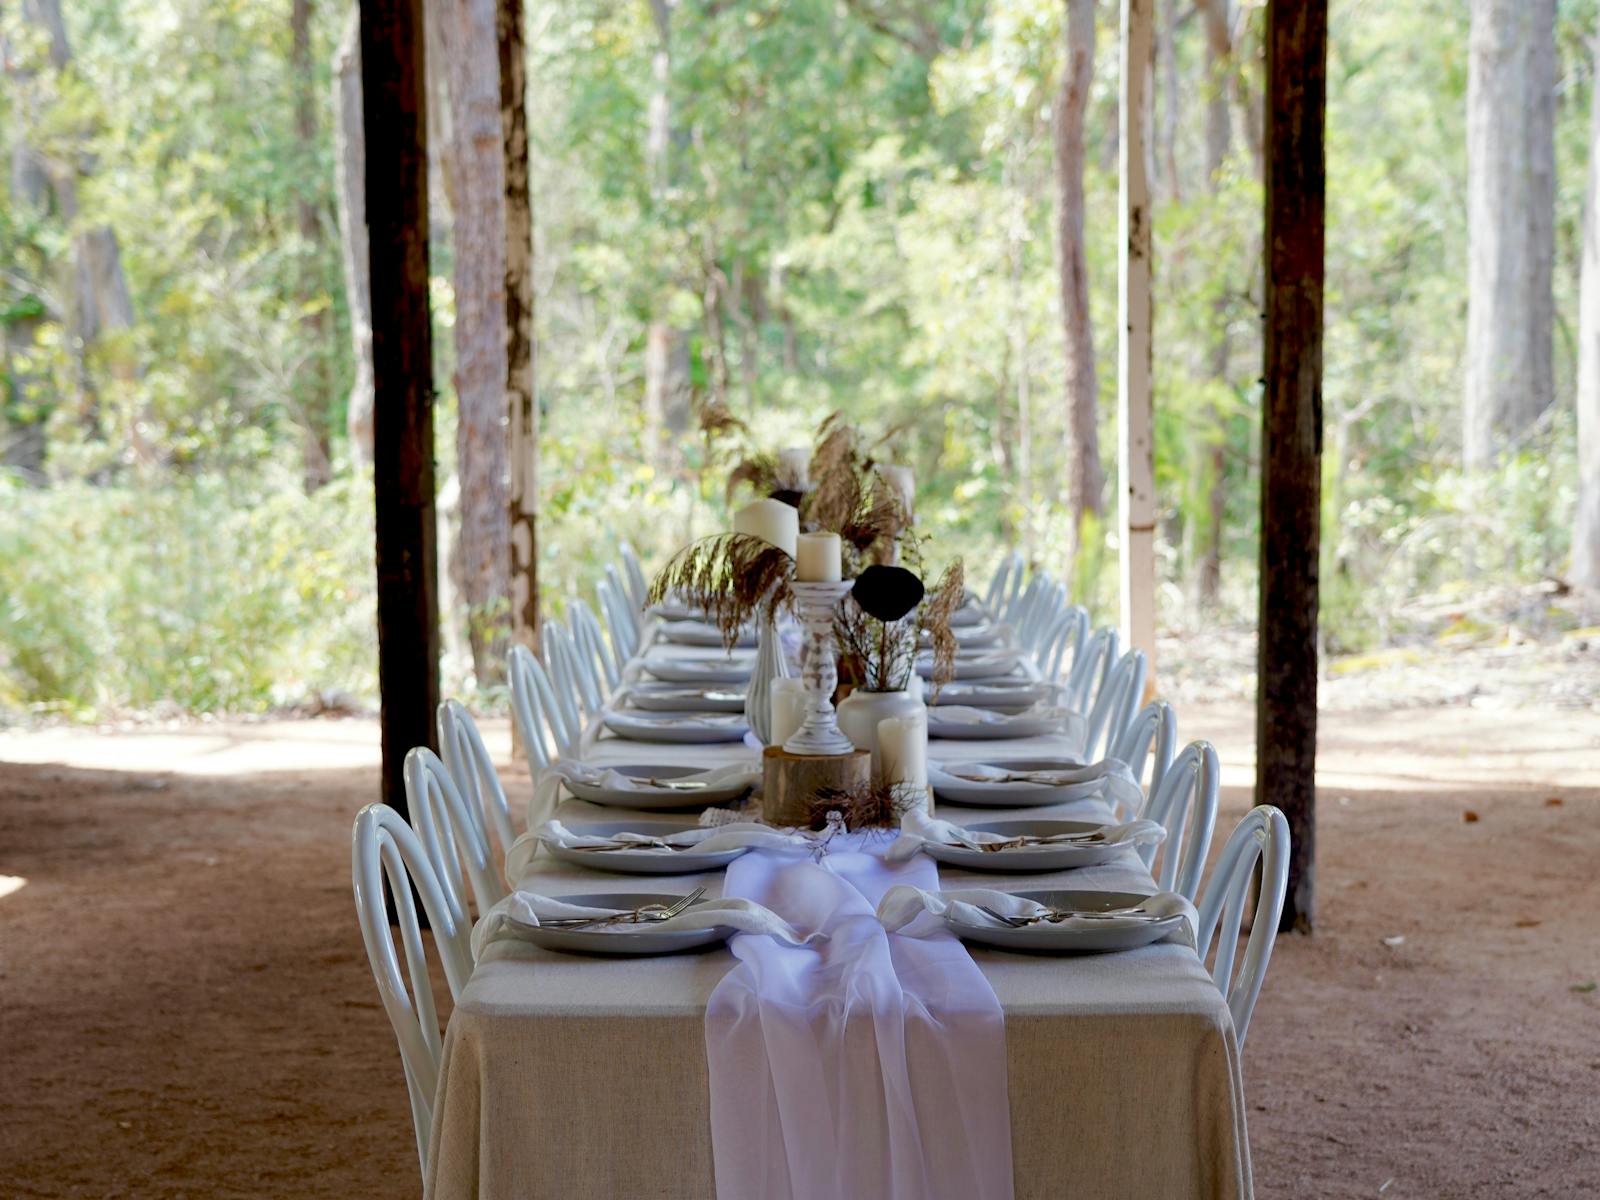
783;579;856;756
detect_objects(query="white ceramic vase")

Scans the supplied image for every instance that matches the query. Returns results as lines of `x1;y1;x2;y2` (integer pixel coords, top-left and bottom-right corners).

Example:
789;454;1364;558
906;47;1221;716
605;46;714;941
744;616;790;745
835;687;924;781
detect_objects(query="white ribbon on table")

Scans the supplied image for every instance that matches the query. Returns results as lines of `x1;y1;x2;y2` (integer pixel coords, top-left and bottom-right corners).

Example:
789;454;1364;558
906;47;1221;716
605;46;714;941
876;885;1197;948
706;835;1015;1200
528;760;761;826
884;807;1166;863
927;756;1144;817
472;889;819;959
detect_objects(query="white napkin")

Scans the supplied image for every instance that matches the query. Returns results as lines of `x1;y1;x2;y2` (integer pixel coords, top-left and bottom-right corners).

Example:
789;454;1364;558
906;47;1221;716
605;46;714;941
529;760;761;825
929;703;1071;728
876;884;1197;947
473;888;820;957
507;819;808;877
884;807;1166;862
928;756;1144;816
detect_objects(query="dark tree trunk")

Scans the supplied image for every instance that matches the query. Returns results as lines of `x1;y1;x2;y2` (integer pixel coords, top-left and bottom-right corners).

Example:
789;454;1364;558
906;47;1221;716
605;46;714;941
499;0;539;656
1258;0;1325;934
361;0;439;814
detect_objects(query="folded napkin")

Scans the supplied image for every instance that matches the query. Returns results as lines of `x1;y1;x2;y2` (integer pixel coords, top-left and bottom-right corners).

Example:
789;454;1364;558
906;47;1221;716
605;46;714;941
929;703;1070;727
876;884;1197;947
884;807;1166;862
928;756;1144;816
473;888;820;958
507;818;809;876
529;760;761;825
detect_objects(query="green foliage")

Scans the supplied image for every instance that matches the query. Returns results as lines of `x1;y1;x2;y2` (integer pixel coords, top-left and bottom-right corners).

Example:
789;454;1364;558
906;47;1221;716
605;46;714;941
0;474;375;714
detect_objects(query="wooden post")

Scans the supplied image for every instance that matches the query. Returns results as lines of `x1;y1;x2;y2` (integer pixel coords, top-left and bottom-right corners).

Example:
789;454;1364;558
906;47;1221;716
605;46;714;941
1118;0;1157;672
1258;0;1326;933
361;0;439;814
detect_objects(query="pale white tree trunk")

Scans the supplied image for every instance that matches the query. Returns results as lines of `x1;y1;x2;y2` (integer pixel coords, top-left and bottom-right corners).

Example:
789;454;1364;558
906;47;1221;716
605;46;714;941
332;9;373;465
1465;0;1556;467
1574;36;1600;590
444;0;512;685
1053;0;1106;575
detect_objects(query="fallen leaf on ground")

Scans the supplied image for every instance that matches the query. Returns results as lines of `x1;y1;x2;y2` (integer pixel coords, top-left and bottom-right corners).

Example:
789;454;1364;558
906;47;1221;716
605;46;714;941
1545;797;1563;807
1514;918;1541;928
1572;980;1598;994
1462;810;1480;823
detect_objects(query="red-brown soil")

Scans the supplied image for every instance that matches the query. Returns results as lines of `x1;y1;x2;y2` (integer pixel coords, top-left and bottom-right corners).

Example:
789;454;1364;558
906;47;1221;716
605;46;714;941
2;702;1597;1198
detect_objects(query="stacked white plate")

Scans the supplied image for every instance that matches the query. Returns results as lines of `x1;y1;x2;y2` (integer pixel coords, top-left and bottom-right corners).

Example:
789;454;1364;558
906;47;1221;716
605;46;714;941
601;710;750;744
640;654;754;685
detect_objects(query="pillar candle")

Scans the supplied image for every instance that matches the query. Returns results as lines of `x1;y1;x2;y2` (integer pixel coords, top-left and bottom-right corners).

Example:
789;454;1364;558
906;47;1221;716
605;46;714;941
778;446;812;488
878;464;915;514
795;531;842;581
878;710;930;813
733;498;799;559
769;677;808;746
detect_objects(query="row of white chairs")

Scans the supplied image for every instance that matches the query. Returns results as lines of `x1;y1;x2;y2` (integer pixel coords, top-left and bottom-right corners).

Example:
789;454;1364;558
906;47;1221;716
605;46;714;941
353;542;1290;1180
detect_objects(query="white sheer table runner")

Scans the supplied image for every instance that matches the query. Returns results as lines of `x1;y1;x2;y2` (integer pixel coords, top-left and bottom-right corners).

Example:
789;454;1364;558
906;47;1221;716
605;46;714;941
426;627;1253;1200
707;834;1013;1200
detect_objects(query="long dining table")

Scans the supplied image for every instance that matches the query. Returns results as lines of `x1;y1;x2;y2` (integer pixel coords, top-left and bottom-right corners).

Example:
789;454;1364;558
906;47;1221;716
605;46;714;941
424;625;1253;1200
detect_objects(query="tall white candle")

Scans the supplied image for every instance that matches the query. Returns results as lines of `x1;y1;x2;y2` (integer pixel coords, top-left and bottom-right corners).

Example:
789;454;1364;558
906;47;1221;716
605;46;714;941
733;498;799;559
794;531;842;581
769;677;808;746
778;446;812;488
878;710;930;813
878;464;915;515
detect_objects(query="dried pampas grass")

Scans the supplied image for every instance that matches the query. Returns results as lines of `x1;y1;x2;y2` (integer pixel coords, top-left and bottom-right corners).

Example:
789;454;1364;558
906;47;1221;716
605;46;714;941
646;533;794;647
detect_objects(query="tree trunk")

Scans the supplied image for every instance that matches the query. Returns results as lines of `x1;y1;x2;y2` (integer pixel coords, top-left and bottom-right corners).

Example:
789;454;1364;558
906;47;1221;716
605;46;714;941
333;9;375;466
1053;0;1107;576
443;0;512;687
1465;0;1556;467
1195;0;1235;607
1258;0;1326;935
499;0;539;655
642;0;690;471
361;0;439;814
1574;33;1600;591
293;0;334;492
1156;0;1180;205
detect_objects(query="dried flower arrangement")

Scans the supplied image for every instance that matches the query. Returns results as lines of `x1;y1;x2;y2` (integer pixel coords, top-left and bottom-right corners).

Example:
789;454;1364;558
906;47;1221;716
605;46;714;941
804;780;921;831
646;533;795;648
835;559;966;693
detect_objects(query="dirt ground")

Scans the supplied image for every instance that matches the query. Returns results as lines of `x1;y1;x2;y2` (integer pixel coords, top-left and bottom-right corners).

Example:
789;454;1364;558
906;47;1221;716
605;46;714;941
2;701;1598;1199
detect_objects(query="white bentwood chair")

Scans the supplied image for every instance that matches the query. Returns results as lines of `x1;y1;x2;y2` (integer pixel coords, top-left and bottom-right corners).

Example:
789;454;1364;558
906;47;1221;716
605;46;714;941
1114;698;1177;804
982;551;1022;615
509;642;577;766
1194;805;1291;1048
619;541;649;611
1083;648;1147;762
1037;605;1090;684
351;803;473;1179
570;597;621;693
405;745;507;917
1140;739;1220;899
437;699;515;851
597;577;640;662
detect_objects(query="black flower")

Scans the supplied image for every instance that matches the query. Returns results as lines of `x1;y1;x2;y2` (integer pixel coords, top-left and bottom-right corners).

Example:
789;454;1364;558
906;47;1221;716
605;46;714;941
849;564;924;623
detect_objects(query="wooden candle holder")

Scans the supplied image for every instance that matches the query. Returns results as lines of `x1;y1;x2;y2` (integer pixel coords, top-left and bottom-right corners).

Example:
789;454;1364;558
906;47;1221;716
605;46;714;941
761;745;871;828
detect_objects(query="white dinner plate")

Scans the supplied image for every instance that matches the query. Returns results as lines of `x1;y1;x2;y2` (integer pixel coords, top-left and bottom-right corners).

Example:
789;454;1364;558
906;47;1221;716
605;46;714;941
927;679;1053;711
920;819;1137;873
931;758;1091;807
561;764;754;809
544;821;749;874
602;710;750;743
916;650;1027;680
641;655;754;684
926;706;1069;740
506;892;734;956
945;889;1183;953
626;682;748;713
949;599;988;627
649;601;711;622
658;620;756;648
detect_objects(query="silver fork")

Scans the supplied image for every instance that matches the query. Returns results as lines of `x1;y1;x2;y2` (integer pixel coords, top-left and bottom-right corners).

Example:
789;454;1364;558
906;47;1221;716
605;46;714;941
977;903;1151;928
543;886;707;930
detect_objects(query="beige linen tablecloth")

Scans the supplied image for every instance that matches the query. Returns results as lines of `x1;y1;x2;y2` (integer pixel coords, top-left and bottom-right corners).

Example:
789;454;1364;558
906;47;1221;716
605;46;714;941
425;635;1253;1200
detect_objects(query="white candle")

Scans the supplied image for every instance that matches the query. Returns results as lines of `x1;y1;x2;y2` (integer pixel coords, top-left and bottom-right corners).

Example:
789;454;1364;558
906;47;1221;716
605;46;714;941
769;677;808;746
878;710;930;813
733;498;799;559
794;531;842;582
878;464;915;515
778;446;811;488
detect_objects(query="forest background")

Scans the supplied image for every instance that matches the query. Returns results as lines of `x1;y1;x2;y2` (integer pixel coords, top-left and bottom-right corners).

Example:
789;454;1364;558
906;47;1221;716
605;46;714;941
2;0;1596;717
